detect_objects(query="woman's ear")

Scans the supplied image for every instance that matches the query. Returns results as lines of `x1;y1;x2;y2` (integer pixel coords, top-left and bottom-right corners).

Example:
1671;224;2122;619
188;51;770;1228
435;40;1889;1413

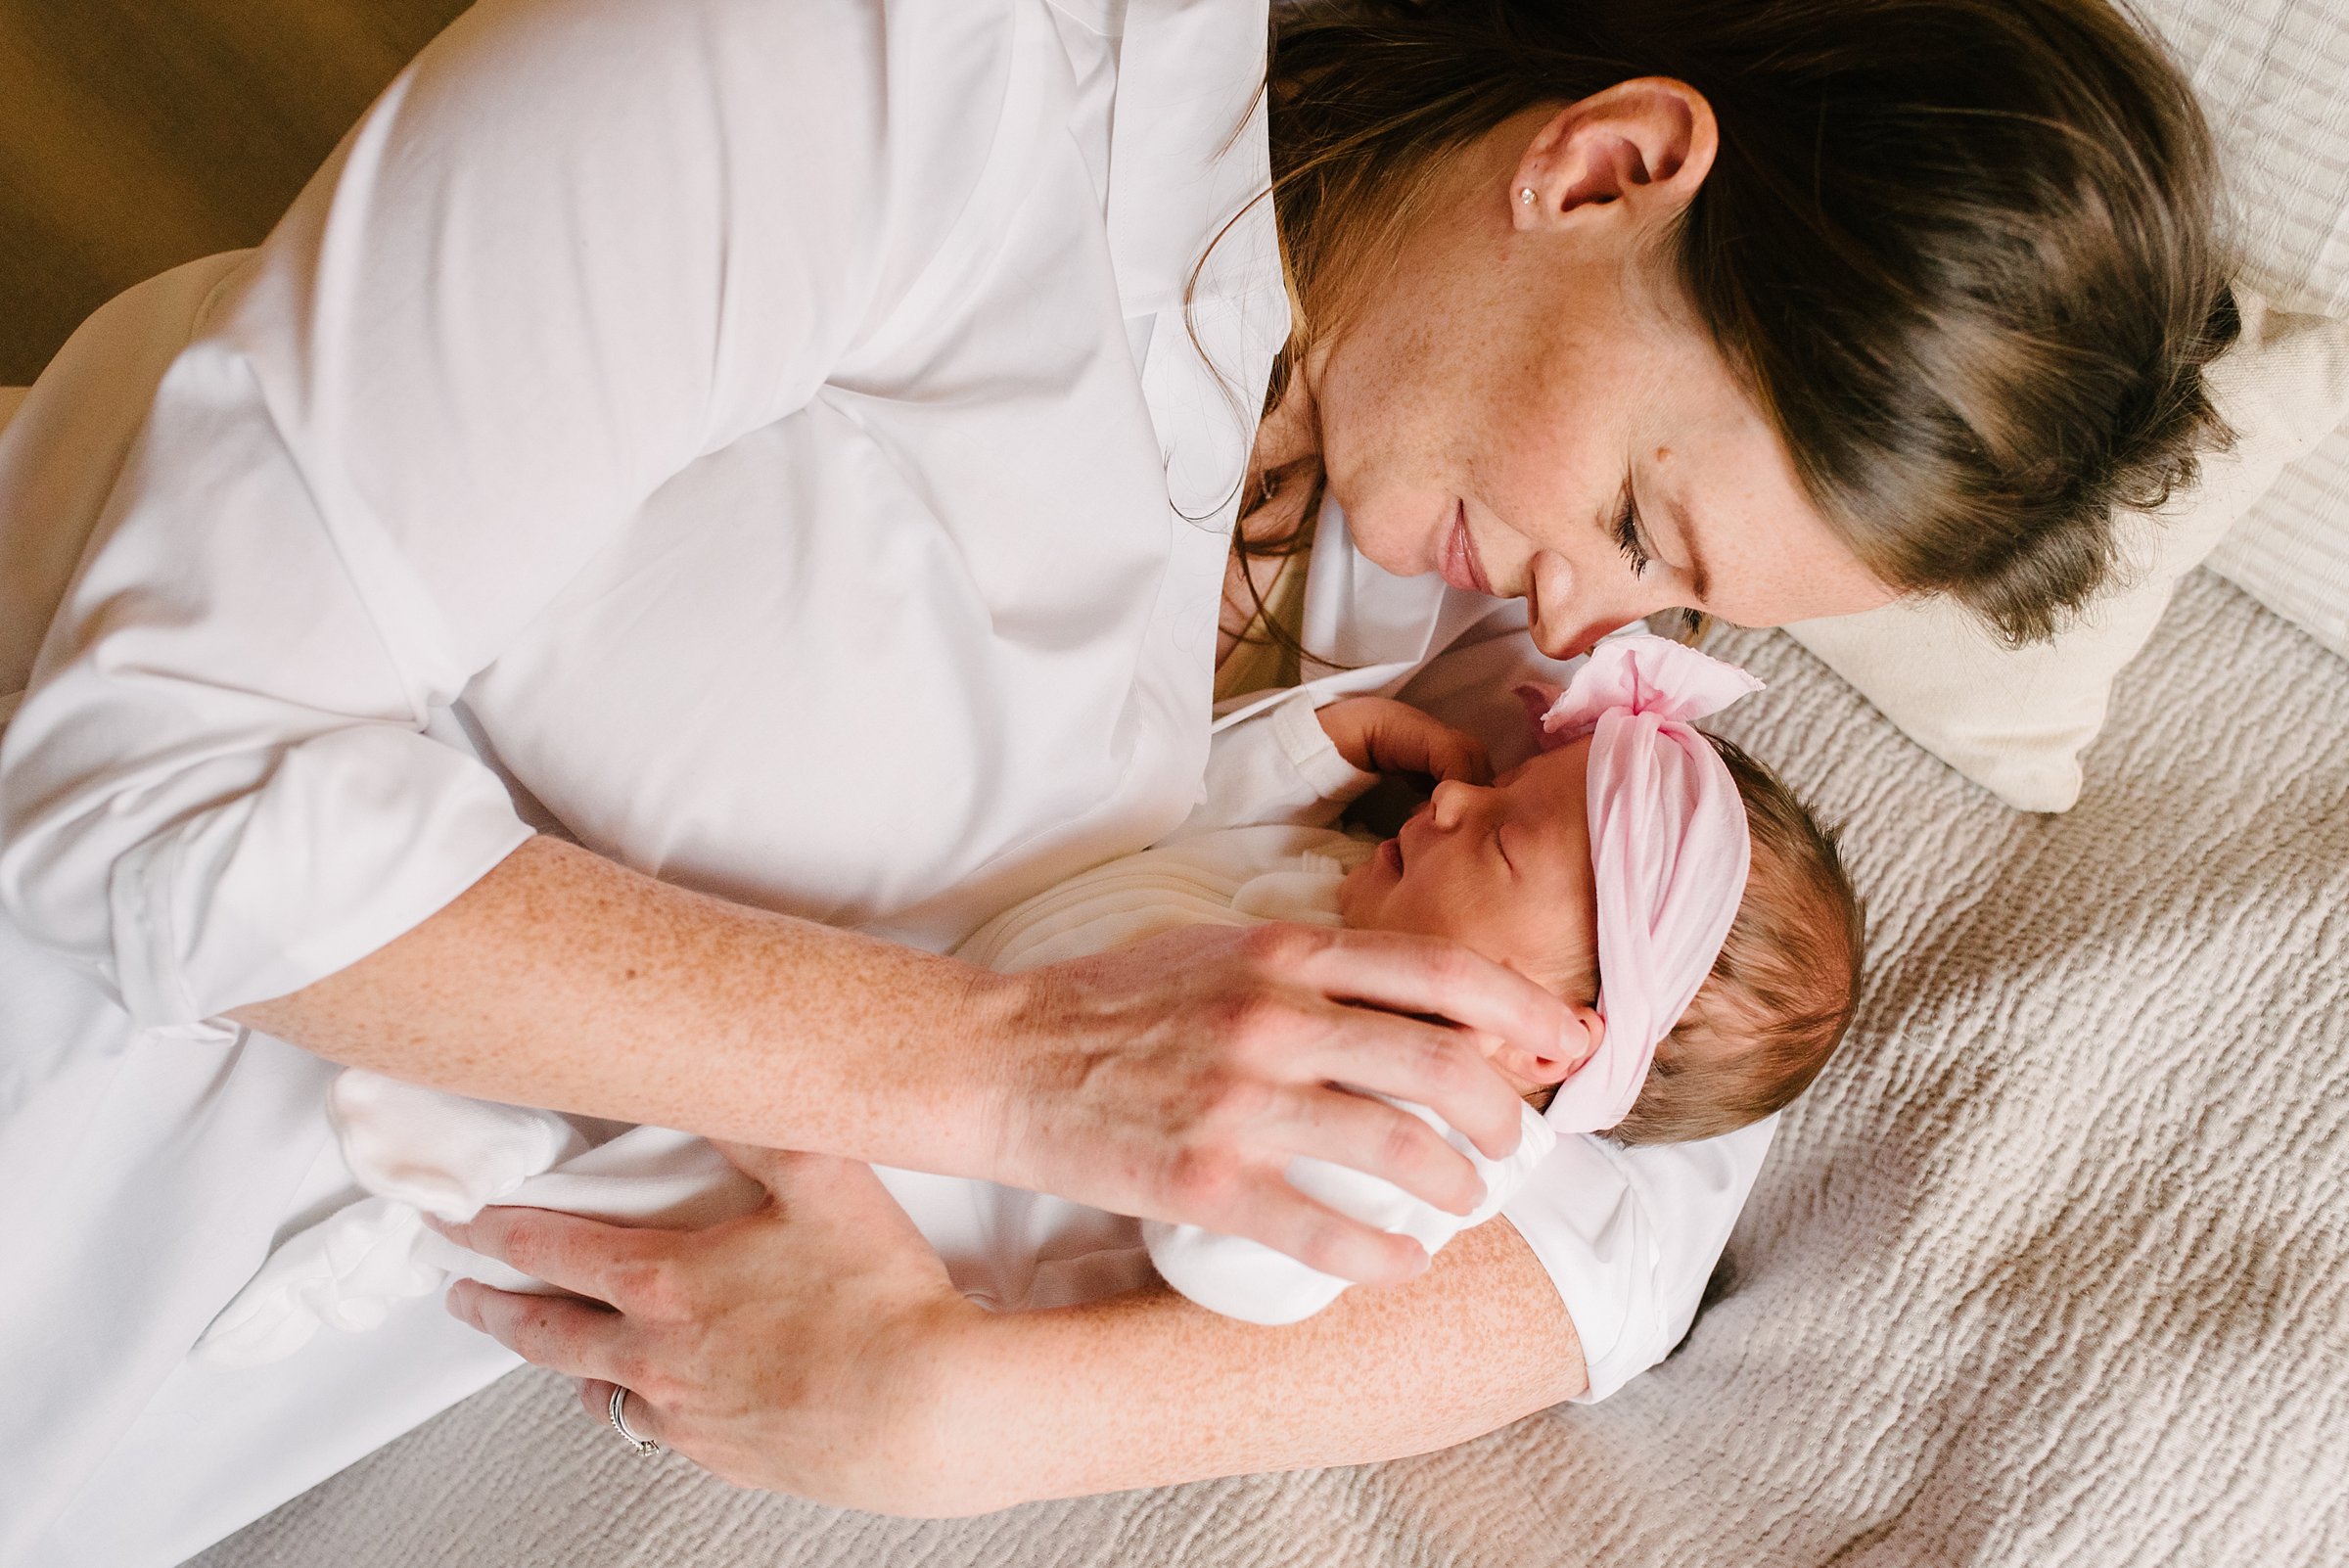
1511;77;1717;233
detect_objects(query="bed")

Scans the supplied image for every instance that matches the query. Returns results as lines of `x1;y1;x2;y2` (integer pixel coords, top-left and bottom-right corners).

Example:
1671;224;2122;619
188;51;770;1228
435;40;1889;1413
187;562;2349;1567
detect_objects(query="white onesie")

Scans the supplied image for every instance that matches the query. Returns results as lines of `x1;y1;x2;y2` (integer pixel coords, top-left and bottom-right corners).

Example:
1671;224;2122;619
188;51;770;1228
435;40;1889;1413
197;691;1556;1361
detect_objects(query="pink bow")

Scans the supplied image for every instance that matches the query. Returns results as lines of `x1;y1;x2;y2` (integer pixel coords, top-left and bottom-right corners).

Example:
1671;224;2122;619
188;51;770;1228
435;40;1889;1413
1513;635;1764;1133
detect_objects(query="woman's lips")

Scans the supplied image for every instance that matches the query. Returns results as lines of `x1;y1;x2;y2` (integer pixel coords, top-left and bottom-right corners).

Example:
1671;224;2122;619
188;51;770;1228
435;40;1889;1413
1437;501;1494;595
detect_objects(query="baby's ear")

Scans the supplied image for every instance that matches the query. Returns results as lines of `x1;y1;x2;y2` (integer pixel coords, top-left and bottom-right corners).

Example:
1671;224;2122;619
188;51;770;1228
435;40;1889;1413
1510;680;1568;752
1498;1001;1603;1086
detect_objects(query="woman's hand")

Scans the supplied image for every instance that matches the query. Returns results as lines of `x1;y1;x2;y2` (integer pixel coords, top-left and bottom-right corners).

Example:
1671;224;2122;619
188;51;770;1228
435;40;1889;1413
434;1145;1002;1515
1314;696;1492;784
981;919;1561;1287
241;837;1559;1287
434;1140;1586;1513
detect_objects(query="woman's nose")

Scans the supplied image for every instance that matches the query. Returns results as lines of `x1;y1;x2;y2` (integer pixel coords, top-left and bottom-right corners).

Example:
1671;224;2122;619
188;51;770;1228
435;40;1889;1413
1526;550;1653;660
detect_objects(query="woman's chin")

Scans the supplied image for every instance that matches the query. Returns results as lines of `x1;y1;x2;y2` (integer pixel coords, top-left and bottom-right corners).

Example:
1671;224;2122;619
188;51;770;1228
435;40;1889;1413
1351;530;1426;582
1327;491;1440;582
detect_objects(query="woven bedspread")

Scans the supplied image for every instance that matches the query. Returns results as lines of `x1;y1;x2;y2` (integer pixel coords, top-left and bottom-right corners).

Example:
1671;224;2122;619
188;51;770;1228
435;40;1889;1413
196;571;2349;1568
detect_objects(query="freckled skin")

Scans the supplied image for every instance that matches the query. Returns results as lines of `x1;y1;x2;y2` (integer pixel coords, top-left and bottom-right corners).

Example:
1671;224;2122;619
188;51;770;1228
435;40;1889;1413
936;1214;1584;1507
250;83;1890;1511
446;1144;1585;1512
1251;96;1897;661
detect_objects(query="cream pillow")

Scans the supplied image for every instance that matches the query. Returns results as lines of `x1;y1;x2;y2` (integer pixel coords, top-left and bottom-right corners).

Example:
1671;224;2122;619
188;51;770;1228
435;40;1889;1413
1781;293;2349;811
2204;423;2349;662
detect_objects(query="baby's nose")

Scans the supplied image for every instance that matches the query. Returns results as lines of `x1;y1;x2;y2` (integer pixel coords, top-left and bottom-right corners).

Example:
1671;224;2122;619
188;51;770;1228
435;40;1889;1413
1429;779;1477;829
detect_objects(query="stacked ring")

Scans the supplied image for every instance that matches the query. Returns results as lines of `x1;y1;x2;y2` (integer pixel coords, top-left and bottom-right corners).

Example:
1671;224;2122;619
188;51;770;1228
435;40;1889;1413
608;1385;663;1456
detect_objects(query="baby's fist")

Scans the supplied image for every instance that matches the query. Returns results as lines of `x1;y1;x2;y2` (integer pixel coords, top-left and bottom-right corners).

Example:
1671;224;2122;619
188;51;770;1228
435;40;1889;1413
1315;698;1492;785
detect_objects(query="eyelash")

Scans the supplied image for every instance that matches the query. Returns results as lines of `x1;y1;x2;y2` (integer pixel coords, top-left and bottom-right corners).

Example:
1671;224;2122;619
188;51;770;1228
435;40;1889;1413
1614;486;1653;578
1490;827;1514;871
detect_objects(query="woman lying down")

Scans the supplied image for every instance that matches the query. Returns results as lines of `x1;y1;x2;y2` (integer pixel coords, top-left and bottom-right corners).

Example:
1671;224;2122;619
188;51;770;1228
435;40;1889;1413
202;636;1861;1371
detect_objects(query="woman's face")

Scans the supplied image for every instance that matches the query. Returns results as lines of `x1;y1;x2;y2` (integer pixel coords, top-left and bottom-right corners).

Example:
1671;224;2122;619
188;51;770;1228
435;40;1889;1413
1306;95;1899;658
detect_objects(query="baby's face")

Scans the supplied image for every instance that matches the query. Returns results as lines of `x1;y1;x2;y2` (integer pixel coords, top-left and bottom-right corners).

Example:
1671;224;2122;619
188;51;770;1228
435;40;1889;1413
1337;736;1598;997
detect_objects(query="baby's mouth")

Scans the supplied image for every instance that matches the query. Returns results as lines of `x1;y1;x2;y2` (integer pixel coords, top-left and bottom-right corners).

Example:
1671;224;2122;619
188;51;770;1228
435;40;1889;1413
1380;837;1405;874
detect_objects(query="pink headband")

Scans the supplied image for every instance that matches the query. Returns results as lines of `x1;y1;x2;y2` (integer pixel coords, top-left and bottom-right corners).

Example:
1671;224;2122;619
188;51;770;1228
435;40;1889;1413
1514;635;1764;1133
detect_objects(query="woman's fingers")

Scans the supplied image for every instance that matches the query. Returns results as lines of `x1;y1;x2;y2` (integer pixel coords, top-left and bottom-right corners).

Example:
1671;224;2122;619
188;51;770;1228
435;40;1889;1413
1263;1082;1488;1218
1280;928;1562;1158
429;1205;669;1310
1220;1181;1434;1287
1002;921;1556;1279
711;1142;878;1209
444;1278;631;1383
712;1144;938;1245
710;1138;799;1191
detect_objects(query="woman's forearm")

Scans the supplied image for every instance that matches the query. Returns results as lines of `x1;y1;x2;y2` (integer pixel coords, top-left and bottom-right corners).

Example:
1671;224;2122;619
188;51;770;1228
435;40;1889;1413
934;1216;1588;1508
231;836;1019;1176
236;837;1561;1278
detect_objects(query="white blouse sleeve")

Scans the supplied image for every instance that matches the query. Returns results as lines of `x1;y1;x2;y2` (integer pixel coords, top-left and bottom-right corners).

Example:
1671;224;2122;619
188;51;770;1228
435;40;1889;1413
1175;689;1378;839
1499;1108;1775;1403
0;0;934;1029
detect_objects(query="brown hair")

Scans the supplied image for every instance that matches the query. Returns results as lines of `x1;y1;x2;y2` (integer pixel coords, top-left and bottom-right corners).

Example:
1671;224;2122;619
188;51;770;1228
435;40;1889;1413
1248;0;2238;645
1610;736;1865;1144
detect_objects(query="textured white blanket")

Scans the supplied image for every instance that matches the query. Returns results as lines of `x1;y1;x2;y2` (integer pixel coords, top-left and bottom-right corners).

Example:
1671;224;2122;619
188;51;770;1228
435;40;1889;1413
193;570;2349;1567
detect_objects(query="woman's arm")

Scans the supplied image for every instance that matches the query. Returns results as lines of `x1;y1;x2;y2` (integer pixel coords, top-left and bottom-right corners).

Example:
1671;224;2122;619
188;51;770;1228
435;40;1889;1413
247;833;1557;1284
0;0;1561;1281
934;1216;1585;1508
434;1145;1586;1514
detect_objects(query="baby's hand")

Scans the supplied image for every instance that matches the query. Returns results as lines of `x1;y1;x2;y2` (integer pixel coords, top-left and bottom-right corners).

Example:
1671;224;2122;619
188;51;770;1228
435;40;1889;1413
1315;698;1492;785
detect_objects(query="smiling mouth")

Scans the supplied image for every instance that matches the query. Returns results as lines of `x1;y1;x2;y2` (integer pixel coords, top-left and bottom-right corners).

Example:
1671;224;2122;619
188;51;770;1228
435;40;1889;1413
1437;500;1495;596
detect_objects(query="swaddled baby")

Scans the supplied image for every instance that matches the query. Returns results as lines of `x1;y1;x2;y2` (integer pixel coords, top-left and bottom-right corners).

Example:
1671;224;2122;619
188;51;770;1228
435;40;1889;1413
198;636;1862;1360
995;633;1864;1320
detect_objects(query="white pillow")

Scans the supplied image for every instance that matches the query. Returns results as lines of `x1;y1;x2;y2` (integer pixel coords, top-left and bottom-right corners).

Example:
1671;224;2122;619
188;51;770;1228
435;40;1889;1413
1781;292;2349;811
2133;0;2349;319
2205;422;2349;661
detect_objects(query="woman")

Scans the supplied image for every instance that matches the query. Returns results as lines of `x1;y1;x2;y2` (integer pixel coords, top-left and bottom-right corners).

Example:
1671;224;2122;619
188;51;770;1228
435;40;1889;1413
0;0;2229;1556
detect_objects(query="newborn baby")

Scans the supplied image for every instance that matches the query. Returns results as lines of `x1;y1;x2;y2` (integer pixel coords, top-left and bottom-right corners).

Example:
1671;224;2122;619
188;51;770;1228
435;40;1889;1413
983;634;1863;1319
199;637;1861;1358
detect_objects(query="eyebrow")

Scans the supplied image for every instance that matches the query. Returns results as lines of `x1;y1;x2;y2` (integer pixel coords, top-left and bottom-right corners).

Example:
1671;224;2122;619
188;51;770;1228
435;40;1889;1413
1659;491;1713;605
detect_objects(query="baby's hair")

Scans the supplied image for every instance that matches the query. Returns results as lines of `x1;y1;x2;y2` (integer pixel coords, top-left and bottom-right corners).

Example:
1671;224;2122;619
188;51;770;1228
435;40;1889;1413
1610;736;1865;1145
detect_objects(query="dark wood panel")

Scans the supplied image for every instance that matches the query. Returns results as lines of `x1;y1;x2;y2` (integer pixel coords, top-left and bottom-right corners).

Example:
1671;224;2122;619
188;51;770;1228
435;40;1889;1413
0;0;472;382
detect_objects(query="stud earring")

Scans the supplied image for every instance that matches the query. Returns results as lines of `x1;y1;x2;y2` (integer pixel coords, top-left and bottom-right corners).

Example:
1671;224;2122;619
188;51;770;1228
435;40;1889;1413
1518;186;1537;205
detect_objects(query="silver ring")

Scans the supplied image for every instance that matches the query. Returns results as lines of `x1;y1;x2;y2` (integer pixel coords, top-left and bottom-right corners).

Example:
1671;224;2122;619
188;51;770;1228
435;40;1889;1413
608;1384;662;1456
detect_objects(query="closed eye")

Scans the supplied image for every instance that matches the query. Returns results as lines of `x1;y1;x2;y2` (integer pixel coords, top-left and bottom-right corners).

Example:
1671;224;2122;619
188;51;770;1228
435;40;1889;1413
1491;826;1516;874
1613;480;1653;578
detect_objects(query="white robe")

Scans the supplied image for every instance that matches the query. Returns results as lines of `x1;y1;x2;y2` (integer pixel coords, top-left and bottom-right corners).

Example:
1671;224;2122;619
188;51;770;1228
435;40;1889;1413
0;2;1769;1563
